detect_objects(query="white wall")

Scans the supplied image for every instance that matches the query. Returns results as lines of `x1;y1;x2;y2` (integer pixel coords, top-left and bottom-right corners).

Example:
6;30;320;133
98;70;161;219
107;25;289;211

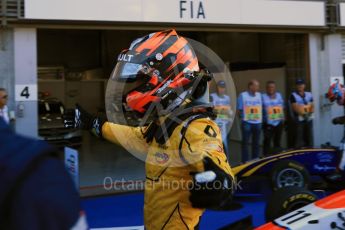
0;29;15;114
14;28;38;138
309;34;344;146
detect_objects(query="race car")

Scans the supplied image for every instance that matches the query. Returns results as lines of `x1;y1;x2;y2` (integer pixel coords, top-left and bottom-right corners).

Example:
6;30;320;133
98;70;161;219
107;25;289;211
232;146;343;191
233;86;345;192
256;189;345;230
38;98;82;148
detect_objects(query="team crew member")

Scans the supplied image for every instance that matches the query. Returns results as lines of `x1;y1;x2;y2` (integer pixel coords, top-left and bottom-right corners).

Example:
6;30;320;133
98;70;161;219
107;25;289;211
328;79;345;124
237;80;262;162
289;78;314;148
262;81;284;155
0;88;10;124
210;80;232;156
327;81;345;177
0;118;88;230
67;30;234;230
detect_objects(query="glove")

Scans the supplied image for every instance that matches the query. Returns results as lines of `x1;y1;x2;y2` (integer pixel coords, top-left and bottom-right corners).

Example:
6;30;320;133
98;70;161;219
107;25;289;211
189;157;233;210
332;116;345;125
63;108;77;129
63;104;106;138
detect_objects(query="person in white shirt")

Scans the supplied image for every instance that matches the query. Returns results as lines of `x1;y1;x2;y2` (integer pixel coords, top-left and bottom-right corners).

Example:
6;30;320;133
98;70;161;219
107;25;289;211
237;80;263;162
0;88;10;124
210;80;232;156
288;79;314;148
262;81;285;155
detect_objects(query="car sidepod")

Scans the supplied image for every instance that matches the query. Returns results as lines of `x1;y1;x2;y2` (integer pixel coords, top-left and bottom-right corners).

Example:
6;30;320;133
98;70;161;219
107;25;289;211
256;190;345;230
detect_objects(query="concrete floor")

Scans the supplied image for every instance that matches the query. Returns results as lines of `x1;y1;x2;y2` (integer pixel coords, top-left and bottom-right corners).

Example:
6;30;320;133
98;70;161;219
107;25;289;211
78;131;145;195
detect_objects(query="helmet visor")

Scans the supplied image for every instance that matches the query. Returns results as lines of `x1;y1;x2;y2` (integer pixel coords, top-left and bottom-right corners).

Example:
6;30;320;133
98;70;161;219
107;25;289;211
112;62;145;82
106;54;153;126
111;49;151;83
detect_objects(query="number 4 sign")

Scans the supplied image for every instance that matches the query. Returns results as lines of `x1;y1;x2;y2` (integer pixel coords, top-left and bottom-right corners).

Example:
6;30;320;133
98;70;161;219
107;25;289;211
15;84;38;101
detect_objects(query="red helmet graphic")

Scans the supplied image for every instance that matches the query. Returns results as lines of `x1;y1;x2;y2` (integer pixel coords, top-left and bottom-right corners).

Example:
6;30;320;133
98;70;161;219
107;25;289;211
107;29;204;126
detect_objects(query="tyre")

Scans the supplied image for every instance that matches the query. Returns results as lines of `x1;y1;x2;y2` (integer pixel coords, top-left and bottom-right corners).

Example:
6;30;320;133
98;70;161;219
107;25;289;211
265;187;318;222
270;160;310;190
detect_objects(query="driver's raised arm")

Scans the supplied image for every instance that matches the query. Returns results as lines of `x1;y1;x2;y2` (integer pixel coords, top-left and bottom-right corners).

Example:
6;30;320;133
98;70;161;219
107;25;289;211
102;121;149;156
64;104;149;157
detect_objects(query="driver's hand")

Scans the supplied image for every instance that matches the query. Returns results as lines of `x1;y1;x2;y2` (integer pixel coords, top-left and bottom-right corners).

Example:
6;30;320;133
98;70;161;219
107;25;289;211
189;157;233;210
63;108;76;129
63;104;93;129
63;104;106;137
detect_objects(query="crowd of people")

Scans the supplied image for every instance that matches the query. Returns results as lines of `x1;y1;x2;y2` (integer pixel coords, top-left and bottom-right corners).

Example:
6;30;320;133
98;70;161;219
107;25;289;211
212;78;314;162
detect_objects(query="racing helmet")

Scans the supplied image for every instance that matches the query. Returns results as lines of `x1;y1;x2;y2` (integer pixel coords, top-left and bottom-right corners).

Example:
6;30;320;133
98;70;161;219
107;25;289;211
106;29;209;126
327;79;345;105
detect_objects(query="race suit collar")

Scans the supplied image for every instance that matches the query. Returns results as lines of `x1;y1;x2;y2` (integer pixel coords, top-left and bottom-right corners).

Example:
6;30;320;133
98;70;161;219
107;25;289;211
144;102;215;145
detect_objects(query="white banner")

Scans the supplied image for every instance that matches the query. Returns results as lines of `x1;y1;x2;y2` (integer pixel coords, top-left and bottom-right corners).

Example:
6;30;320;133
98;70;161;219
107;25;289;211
25;0;325;26
65;147;80;189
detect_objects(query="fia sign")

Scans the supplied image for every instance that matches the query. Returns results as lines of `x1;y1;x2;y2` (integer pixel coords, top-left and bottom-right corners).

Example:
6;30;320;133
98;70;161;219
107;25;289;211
180;0;206;19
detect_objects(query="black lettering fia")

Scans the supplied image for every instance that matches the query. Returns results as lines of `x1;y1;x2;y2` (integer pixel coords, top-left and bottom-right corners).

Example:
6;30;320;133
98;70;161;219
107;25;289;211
179;0;206;19
197;1;205;19
180;1;187;18
190;1;194;19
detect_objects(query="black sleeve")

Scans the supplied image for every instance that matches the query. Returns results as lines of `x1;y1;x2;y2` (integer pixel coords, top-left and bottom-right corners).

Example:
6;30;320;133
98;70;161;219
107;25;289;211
333;116;345;125
289;94;296;103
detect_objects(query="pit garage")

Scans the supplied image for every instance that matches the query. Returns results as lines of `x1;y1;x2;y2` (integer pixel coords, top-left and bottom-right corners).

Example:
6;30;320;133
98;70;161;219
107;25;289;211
35;28;309;195
3;0;345;228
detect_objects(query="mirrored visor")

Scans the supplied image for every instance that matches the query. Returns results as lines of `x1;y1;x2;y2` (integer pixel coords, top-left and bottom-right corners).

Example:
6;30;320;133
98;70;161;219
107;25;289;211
111;62;144;82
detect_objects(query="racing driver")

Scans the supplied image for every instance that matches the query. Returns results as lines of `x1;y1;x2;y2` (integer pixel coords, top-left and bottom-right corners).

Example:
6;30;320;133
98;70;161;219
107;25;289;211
66;29;234;229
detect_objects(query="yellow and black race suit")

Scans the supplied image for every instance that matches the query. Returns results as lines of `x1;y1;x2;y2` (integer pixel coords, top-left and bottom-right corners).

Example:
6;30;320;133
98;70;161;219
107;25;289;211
102;116;234;230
